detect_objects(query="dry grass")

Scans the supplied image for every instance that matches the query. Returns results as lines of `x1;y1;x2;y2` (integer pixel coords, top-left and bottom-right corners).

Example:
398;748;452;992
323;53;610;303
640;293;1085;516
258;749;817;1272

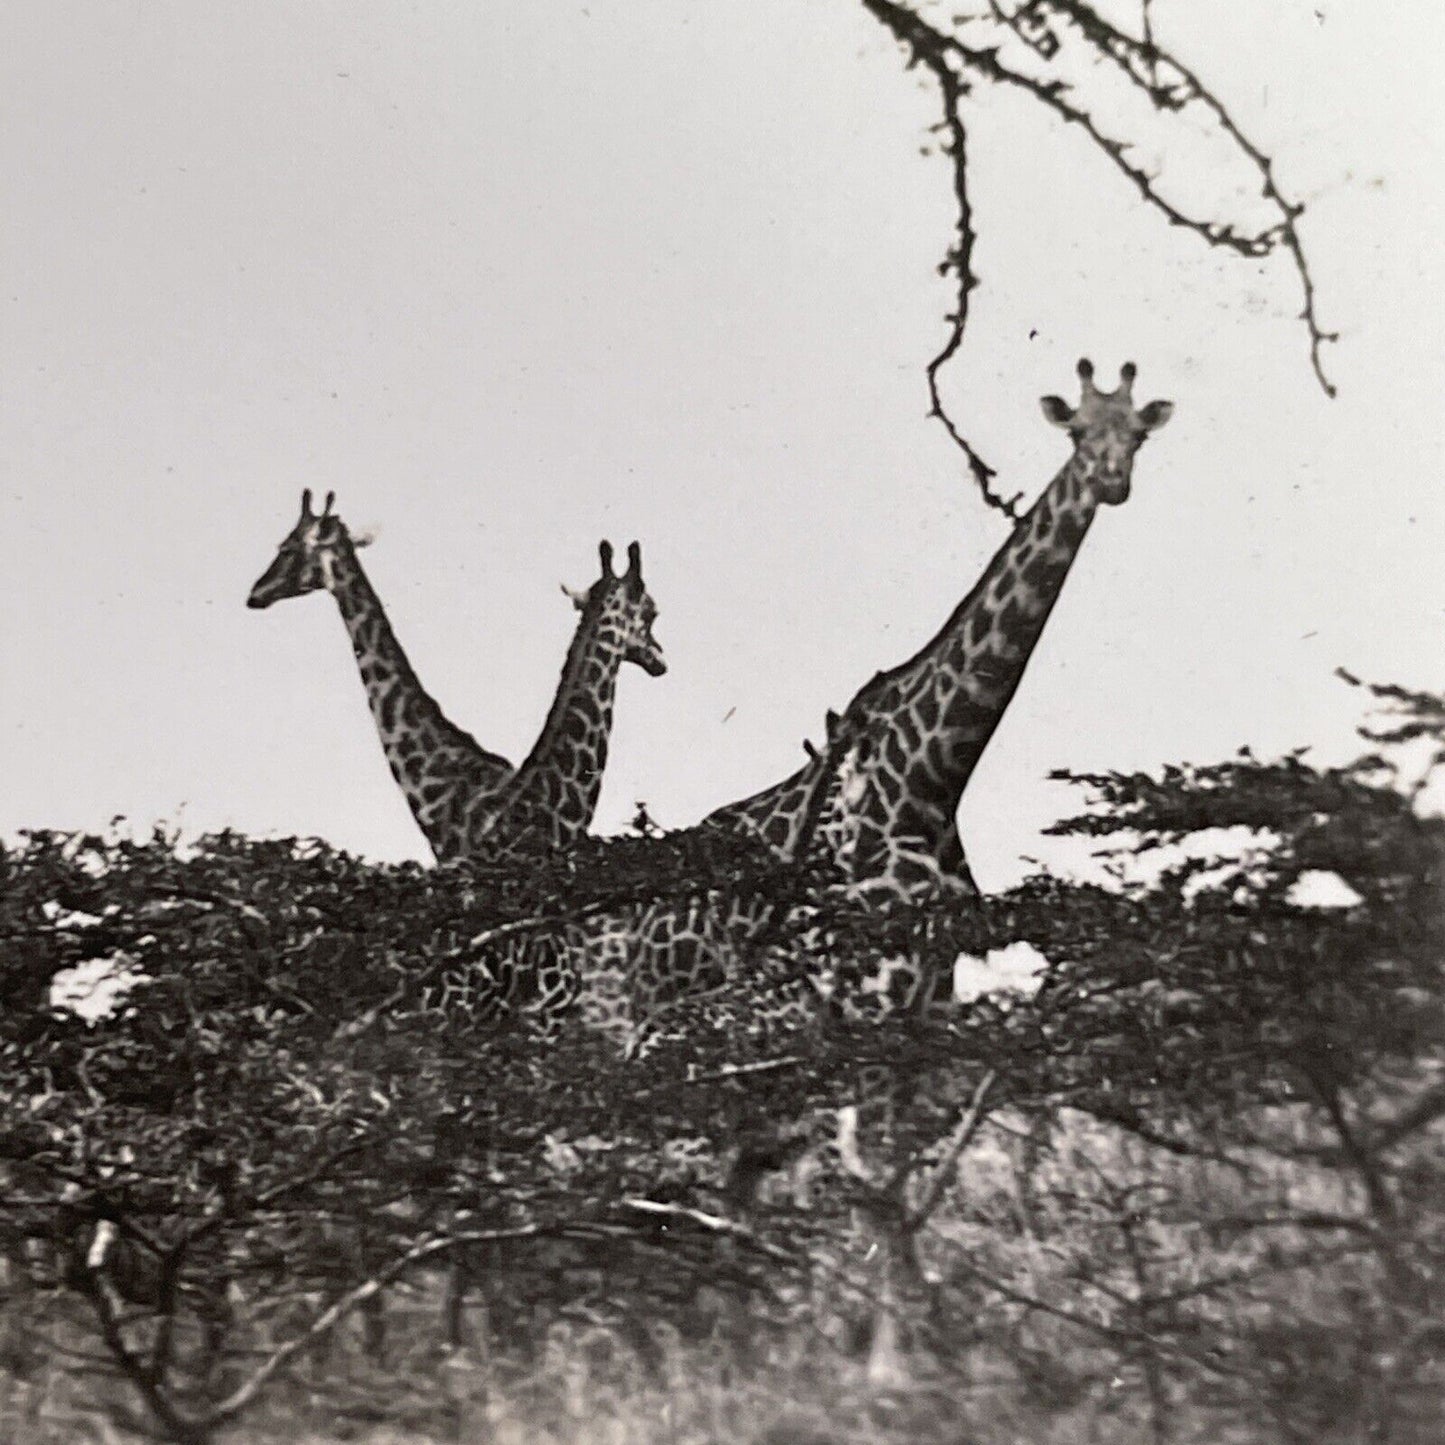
4;1099;1438;1445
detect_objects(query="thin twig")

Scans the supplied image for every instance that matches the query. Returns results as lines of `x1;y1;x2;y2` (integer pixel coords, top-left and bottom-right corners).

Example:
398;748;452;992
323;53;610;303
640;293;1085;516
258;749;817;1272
80;1260;199;1445
856;0;1337;507
860;0;1019;518
1142;1240;1371;1307
1204;1210;1379;1237
905;1067;999;1227
204;1227;545;1430
631;1054;808;1097
1031;0;1337;392
618;1198;804;1266
944;1251;1244;1381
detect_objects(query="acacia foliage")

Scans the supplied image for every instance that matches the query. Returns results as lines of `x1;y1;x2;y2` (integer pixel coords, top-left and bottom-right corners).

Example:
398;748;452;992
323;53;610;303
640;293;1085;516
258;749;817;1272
0;687;1442;1442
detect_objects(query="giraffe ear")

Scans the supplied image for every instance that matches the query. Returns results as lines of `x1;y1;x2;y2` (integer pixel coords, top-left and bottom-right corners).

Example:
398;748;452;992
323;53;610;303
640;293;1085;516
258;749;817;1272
803;738;820;761
1138;399;1174;431
1040;396;1074;427
560;582;588;611
599;540;615;577
352;526;378;549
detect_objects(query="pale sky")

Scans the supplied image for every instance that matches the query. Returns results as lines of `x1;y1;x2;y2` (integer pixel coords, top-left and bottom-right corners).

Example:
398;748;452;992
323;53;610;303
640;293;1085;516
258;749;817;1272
3;2;1442;890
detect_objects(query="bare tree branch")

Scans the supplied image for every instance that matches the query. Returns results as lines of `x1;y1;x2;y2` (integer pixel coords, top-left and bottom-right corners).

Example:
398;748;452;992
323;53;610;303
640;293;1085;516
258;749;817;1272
1040;0;1338;394
857;0;1337;519
860;0;1018;518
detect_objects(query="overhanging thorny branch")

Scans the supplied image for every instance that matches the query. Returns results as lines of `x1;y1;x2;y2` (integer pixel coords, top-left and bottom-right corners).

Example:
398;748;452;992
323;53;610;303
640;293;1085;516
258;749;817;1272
859;0;1337;521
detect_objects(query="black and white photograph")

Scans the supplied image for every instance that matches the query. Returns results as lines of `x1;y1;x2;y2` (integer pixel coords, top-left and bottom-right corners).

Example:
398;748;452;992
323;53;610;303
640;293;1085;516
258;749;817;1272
2;4;1441;1441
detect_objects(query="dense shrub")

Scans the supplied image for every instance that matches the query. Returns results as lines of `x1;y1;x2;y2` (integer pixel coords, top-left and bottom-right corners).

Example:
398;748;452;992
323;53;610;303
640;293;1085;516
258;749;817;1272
1;685;1441;1443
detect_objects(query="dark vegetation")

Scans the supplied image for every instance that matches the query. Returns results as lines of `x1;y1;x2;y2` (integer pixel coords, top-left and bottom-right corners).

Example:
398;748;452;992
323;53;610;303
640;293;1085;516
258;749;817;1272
0;678;1441;1443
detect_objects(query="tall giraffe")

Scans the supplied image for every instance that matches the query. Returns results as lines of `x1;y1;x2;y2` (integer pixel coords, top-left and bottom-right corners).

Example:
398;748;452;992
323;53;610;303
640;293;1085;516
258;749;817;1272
435;358;1172;1055
704;359;1173;901
247;492;664;863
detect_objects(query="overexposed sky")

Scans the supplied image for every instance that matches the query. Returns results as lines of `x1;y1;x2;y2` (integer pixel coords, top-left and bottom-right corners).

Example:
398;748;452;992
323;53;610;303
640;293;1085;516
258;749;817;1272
3;2;1441;888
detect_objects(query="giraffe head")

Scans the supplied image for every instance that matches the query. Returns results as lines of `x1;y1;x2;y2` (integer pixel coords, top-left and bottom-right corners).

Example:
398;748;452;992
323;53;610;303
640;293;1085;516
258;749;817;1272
560;540;666;677
246;490;369;609
1040;359;1173;504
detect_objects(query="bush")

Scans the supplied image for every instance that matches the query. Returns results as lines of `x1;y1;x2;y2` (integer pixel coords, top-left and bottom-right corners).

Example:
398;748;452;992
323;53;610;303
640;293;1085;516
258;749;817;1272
2;686;1442;1443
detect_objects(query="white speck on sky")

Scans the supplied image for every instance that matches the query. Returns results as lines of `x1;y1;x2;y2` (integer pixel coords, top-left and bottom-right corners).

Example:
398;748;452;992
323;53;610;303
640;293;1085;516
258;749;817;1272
1286;869;1365;910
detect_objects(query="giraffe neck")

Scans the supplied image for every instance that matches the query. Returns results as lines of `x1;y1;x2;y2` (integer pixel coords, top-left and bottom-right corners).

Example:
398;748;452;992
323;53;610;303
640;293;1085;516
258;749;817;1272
845;451;1101;889
705;452;1102;895
913;450;1099;721
468;598;631;854
325;545;511;860
704;751;826;861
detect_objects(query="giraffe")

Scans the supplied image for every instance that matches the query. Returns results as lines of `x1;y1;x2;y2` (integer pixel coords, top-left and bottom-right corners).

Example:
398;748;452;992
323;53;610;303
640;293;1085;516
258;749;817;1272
460;540;666;860
703;359;1173;903
246;492;664;863
426;707;861;1055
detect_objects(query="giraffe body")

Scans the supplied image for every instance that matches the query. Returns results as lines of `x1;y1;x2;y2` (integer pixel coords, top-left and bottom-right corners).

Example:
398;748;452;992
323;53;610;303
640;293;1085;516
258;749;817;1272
704;710;865;865
268;360;1176;1059
431;709;861;1055
435;362;1174;1055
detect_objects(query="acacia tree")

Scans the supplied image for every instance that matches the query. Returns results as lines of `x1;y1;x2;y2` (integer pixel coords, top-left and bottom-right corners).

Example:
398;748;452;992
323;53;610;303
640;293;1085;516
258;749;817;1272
856;0;1333;515
2;679;1440;1442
